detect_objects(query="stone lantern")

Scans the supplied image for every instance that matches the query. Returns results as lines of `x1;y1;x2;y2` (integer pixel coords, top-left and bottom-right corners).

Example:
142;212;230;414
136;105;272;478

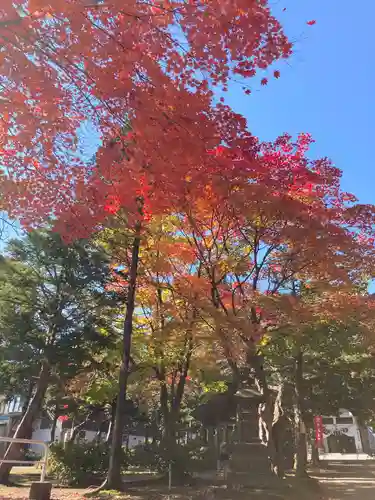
229;383;279;488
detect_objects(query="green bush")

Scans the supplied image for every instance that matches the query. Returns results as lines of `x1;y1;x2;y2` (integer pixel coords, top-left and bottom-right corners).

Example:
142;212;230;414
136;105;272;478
129;438;217;478
129;442;164;471
182;439;217;472
48;442;128;486
130;441;192;483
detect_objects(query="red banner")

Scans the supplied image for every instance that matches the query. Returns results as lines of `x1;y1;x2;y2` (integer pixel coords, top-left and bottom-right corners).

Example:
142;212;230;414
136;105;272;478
314;415;324;448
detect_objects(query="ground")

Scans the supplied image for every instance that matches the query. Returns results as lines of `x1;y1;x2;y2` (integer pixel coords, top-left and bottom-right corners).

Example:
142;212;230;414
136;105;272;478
0;462;375;499
311;461;375;499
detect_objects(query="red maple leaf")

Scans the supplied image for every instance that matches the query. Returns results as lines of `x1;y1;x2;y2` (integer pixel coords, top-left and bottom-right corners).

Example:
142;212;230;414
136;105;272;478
245;89;251;95
273;70;281;79
307;20;316;25
261;78;268;86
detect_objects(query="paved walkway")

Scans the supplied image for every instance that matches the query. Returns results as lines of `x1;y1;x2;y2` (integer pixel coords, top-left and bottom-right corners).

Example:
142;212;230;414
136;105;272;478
312;461;375;499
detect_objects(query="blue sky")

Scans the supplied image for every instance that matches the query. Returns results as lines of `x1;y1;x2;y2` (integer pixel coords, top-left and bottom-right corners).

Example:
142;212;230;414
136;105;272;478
225;0;375;204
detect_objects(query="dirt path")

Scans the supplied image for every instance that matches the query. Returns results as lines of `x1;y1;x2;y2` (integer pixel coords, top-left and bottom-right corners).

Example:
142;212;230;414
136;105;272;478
311;461;375;499
0;486;87;499
1;463;375;500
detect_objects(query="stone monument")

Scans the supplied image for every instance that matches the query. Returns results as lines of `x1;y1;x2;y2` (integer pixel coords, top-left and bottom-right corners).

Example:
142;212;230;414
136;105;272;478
229;384;281;489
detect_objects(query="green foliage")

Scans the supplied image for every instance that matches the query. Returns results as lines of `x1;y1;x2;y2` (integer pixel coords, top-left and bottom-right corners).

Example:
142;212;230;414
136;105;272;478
129;443;166;472
0;229;119;400
48;442;128;486
263;319;375;422
130;439;216;475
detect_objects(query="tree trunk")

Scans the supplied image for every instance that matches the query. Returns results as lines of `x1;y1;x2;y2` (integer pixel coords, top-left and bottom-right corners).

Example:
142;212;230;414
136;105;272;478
310;440;320;466
271;382;287;478
155;322;193;485
246;343;276;472
50;410;58;443
159;386;186;484
160;381;177;453
293;347;308;477
0;361;50;484
96;429;103;443
106;421;113;444
106;229;141;490
106;401;116;444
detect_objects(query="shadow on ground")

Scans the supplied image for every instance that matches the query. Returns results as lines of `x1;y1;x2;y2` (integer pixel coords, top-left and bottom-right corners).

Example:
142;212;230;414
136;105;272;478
311;461;375;500
0;478;326;500
1;465;353;500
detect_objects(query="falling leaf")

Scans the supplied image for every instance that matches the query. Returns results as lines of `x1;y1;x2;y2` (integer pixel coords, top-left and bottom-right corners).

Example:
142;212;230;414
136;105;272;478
245;89;251;95
261;78;268;86
307;20;316;25
273;70;280;79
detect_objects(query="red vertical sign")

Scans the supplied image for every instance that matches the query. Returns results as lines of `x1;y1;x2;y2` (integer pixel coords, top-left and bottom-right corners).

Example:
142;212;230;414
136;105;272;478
314;416;324;448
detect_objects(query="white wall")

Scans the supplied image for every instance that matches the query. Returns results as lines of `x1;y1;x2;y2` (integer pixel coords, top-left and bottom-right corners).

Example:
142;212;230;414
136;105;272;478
28;420;146;455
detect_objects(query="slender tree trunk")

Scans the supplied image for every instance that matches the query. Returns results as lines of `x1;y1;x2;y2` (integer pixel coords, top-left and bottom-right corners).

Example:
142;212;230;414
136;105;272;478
271;382;287;478
293;347;308;477
105;422;112;444
310;440;320;466
106;401;116;444
96;429;103;443
160;371;192;485
96;417;107;443
159;382;183;481
160;382;177;453
0;361;50;484
154;320;193;485
106;229;141;490
50;410;58;443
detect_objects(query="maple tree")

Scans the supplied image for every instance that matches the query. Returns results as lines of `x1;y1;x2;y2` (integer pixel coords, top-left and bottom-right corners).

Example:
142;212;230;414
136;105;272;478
102;218;238;482
0;1;297;487
95;130;375;476
0;0;292;235
156;133;375;473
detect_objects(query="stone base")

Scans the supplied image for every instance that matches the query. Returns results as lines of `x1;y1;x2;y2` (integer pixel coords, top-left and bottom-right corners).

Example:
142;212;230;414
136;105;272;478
29;482;52;500
229;441;282;488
